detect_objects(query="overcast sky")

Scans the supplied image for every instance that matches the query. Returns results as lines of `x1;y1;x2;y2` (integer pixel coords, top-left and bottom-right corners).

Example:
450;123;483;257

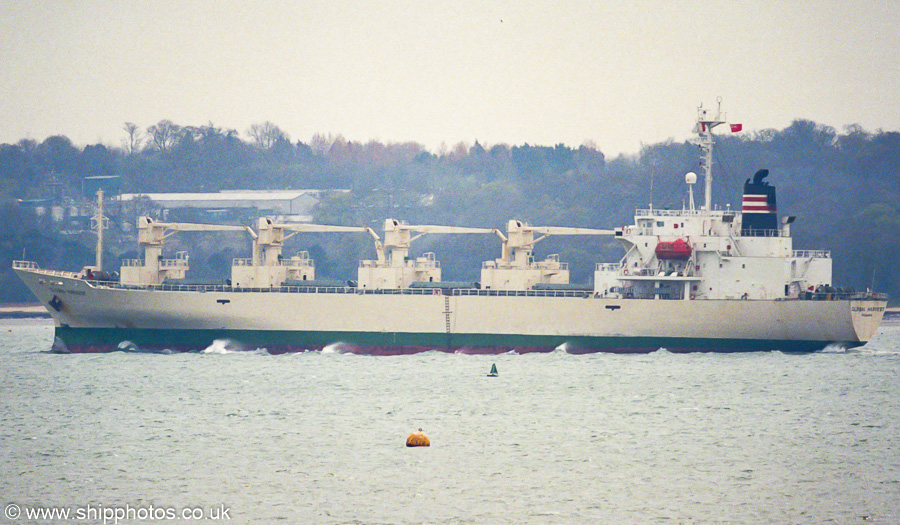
2;1;898;156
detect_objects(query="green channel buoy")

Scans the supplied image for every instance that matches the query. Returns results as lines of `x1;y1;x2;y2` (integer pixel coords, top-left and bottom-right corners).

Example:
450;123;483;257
487;363;498;377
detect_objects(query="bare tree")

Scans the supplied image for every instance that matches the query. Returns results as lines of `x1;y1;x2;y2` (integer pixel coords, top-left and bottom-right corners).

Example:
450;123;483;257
247;121;288;150
310;133;333;155
197;122;236;144
450;141;469;159
122;122;143;155
146;120;180;152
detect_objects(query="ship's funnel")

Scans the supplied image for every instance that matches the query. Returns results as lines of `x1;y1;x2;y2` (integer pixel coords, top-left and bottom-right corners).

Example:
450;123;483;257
741;169;777;236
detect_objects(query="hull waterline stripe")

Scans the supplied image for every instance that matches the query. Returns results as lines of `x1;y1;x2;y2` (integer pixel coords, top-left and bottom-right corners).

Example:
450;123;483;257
51;326;860;354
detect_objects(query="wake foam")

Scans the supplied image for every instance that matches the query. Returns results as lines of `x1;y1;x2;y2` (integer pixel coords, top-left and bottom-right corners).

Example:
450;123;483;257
322;342;351;354
819;343;850;354
202;339;246;354
117;340;139;352
116;340;177;354
51;336;70;354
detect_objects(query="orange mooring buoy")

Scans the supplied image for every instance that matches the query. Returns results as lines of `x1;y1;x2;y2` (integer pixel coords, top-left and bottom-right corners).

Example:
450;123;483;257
406;428;430;447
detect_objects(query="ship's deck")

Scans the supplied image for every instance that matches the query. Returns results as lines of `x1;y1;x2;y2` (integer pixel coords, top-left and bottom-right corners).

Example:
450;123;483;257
78;279;891;302
15;262;889;302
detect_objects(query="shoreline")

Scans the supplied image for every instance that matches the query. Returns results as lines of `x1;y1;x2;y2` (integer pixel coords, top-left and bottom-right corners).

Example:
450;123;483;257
0;303;51;319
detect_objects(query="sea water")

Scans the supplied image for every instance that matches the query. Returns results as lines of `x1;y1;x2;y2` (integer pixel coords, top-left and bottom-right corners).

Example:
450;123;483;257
1;318;898;524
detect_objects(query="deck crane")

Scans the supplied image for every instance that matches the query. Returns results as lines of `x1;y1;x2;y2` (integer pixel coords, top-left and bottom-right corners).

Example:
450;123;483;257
481;220;614;290
358;219;502;289
120;216;254;286
232;217;382;287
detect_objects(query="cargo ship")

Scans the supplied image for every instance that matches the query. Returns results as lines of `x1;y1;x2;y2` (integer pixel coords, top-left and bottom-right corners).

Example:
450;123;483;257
13;103;888;354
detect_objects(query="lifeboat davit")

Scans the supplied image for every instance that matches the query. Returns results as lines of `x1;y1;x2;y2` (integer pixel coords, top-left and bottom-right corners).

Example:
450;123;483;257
655;238;692;260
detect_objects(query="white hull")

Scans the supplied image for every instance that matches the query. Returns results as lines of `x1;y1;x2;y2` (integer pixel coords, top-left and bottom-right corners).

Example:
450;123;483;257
16;268;887;354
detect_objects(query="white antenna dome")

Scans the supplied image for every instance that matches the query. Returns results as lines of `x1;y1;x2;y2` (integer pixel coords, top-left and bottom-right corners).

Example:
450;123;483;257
685;172;697;185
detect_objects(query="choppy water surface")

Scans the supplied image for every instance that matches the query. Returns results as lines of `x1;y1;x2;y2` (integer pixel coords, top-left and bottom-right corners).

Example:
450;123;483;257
1;318;899;524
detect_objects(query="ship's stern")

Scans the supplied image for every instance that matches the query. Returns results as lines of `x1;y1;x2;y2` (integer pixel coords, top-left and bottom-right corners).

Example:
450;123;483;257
849;298;888;342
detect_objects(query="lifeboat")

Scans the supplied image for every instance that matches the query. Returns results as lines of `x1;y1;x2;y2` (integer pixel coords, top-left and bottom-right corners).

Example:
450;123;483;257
655;238;692;260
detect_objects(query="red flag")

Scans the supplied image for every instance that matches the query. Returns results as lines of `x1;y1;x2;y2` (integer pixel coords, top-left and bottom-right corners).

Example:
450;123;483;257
730;123;743;132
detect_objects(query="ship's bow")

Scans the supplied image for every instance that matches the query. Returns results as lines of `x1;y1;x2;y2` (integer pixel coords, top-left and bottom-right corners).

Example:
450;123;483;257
13;263;54;308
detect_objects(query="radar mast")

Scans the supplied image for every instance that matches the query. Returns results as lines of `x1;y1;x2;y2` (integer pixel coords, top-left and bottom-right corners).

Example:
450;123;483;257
695;98;726;211
90;189;108;270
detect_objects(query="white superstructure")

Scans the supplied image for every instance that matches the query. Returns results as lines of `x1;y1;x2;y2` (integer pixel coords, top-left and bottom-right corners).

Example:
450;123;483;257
592;187;832;302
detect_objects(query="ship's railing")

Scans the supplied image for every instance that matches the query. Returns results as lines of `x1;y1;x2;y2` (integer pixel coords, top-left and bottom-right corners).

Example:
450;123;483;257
482;261;569;270
453;289;592;298
81;279;892;302
538;261;568;270
635;209;735;218
619;292;683;300
87;280;597;298
232;258;315;267
160;258;188;268
281;258;313;267
801;290;889;301
12;260;81;278
118;258;187;268
595;262;697;278
621;226;653;236
359;259;441;269
792;250;831;259
736;228;789;238
611;268;660;277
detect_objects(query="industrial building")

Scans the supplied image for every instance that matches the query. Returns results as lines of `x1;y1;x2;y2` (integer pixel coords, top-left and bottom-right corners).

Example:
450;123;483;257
119;189;344;223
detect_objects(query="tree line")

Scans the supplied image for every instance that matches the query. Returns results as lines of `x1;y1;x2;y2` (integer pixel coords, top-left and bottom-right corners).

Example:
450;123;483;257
0;119;897;304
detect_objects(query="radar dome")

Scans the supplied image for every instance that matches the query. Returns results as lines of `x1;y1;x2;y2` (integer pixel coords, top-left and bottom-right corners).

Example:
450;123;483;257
685;172;697;184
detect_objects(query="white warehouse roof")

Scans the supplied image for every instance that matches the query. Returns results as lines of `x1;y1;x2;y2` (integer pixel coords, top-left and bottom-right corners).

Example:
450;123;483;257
120;189;347;215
